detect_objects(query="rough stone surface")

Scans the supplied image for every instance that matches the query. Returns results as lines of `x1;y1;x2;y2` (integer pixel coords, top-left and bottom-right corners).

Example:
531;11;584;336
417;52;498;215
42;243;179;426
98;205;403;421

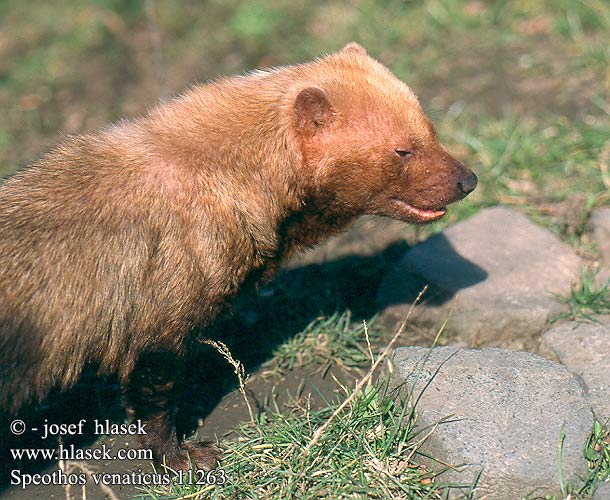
388;347;593;500
539;317;610;420
377;206;582;346
592;481;610;500
590;207;610;266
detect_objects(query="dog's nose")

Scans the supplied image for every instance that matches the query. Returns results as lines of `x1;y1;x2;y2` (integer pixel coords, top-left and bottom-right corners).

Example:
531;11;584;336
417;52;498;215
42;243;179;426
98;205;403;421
457;172;478;195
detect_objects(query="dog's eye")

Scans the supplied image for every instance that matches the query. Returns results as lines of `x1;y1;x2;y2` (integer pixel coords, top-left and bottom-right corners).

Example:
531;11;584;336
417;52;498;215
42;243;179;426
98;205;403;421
395;149;414;159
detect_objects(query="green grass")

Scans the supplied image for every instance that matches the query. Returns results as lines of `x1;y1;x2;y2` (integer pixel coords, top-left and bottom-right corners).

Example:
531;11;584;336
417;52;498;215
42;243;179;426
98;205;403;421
264;311;382;375
543;420;610;500
553;267;610;322
137;382;475;500
583;421;610;490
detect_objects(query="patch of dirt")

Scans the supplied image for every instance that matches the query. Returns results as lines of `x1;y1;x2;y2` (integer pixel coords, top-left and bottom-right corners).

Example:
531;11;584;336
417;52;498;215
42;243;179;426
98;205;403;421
414;34;603;119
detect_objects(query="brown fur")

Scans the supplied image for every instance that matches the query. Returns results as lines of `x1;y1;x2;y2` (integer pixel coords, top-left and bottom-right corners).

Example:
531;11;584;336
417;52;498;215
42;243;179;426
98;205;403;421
0;43;476;470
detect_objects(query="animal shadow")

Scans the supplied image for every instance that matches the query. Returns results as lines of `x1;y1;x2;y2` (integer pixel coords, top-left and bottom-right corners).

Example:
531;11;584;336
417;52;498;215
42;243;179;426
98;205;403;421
0;235;486;491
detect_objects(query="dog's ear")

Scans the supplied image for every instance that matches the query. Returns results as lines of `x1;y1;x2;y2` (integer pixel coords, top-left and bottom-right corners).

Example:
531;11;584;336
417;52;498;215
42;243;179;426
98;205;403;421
341;42;367;56
294;87;335;138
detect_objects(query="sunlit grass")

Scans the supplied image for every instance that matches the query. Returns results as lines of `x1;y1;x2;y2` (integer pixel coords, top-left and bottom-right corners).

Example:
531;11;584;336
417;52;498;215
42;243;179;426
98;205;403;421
553;267;610;323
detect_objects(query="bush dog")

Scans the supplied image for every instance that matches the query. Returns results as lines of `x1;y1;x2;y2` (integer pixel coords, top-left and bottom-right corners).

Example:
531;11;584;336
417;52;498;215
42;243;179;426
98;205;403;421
0;43;477;471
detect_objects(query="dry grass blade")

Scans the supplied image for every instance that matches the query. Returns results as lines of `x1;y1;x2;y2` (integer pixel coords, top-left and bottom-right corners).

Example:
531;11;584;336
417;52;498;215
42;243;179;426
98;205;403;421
600;139;610;191
202;339;256;426
302;285;428;458
59;460;119;500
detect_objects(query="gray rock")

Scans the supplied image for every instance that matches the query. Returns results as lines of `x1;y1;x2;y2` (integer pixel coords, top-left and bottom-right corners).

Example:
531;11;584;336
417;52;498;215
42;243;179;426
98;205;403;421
540;317;610;420
592;481;610;500
590;207;610;266
378;207;582;346
388;347;593;500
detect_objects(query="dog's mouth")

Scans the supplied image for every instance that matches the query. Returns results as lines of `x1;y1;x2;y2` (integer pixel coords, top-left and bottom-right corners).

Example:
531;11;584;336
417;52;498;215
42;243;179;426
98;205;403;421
390;198;447;223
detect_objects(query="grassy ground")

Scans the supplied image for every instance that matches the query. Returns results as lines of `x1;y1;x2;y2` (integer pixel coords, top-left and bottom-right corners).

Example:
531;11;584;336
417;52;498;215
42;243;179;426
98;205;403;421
138;321;610;500
140;380;479;500
1;0;609;499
